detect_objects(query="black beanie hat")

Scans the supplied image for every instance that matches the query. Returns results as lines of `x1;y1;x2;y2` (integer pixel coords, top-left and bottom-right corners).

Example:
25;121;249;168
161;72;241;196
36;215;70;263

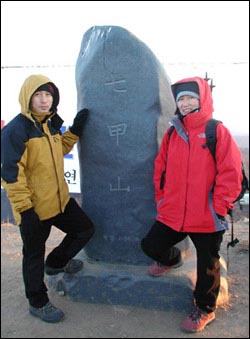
172;81;200;102
35;83;54;96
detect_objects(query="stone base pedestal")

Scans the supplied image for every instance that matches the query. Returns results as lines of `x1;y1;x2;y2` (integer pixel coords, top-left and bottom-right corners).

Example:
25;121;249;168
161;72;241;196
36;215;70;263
47;243;228;312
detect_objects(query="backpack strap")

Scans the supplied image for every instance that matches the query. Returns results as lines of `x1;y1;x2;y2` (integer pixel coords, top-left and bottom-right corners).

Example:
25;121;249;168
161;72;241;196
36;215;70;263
168;125;175;140
236;165;249;202
160;125;175;190
205;119;222;160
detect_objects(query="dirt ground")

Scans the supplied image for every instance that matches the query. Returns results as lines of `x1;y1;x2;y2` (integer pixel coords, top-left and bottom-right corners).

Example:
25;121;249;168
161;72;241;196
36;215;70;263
1;218;249;338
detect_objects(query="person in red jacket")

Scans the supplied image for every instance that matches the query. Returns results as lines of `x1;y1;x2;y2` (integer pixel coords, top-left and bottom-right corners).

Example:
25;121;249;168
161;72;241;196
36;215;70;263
141;76;243;333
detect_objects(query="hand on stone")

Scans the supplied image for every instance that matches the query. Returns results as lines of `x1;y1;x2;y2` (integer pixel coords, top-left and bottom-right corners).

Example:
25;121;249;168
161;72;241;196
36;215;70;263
69;108;89;137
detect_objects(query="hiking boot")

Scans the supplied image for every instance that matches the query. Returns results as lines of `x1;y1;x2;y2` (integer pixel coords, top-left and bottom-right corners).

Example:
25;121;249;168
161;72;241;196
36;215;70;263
181;306;215;333
148;260;183;276
45;259;83;275
29;302;65;323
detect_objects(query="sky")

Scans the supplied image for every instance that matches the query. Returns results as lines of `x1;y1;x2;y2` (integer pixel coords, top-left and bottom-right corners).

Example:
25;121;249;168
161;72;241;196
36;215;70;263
1;1;249;134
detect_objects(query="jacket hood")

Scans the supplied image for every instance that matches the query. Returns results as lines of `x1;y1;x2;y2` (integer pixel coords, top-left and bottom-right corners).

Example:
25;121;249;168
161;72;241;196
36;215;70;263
18;74;60;117
171;76;214;127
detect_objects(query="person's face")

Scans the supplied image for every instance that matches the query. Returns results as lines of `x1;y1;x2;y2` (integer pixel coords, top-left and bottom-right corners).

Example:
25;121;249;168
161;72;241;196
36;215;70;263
177;96;200;115
30;91;53;113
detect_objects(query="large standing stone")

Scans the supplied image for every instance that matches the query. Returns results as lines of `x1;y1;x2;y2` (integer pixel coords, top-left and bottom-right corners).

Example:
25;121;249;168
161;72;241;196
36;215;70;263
76;26;180;264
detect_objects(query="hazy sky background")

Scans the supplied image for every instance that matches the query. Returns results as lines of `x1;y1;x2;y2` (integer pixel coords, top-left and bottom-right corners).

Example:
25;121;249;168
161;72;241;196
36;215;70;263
1;1;249;134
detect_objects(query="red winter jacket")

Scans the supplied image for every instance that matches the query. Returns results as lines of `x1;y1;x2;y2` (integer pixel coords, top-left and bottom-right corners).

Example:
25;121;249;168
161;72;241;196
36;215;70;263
154;77;243;233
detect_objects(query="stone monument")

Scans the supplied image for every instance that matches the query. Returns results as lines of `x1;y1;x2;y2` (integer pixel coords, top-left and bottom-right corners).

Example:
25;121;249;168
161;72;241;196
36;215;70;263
75;25;188;264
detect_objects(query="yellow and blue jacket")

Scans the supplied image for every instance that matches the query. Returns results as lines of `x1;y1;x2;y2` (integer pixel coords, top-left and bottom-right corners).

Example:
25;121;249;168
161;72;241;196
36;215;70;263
1;74;79;224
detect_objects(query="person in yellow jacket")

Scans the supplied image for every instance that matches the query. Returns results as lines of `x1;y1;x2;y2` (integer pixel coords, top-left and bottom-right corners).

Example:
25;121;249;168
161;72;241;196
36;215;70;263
1;74;95;323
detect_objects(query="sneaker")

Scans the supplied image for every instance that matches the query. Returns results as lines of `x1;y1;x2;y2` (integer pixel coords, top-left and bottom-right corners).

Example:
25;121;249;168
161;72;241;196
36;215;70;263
45;259;83;275
181;306;215;333
148;260;183;276
29;302;65;323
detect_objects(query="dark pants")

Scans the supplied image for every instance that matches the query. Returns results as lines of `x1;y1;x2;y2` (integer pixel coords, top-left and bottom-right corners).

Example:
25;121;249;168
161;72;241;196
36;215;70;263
19;198;95;308
141;221;224;313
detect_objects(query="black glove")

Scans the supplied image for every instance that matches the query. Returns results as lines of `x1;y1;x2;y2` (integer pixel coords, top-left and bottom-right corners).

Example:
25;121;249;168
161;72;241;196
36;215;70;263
20;207;41;234
69;108;89;137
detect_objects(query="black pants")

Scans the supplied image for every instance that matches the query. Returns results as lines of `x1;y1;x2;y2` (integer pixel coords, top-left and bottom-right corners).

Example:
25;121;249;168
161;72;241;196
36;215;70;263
19;198;95;308
141;221;224;313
